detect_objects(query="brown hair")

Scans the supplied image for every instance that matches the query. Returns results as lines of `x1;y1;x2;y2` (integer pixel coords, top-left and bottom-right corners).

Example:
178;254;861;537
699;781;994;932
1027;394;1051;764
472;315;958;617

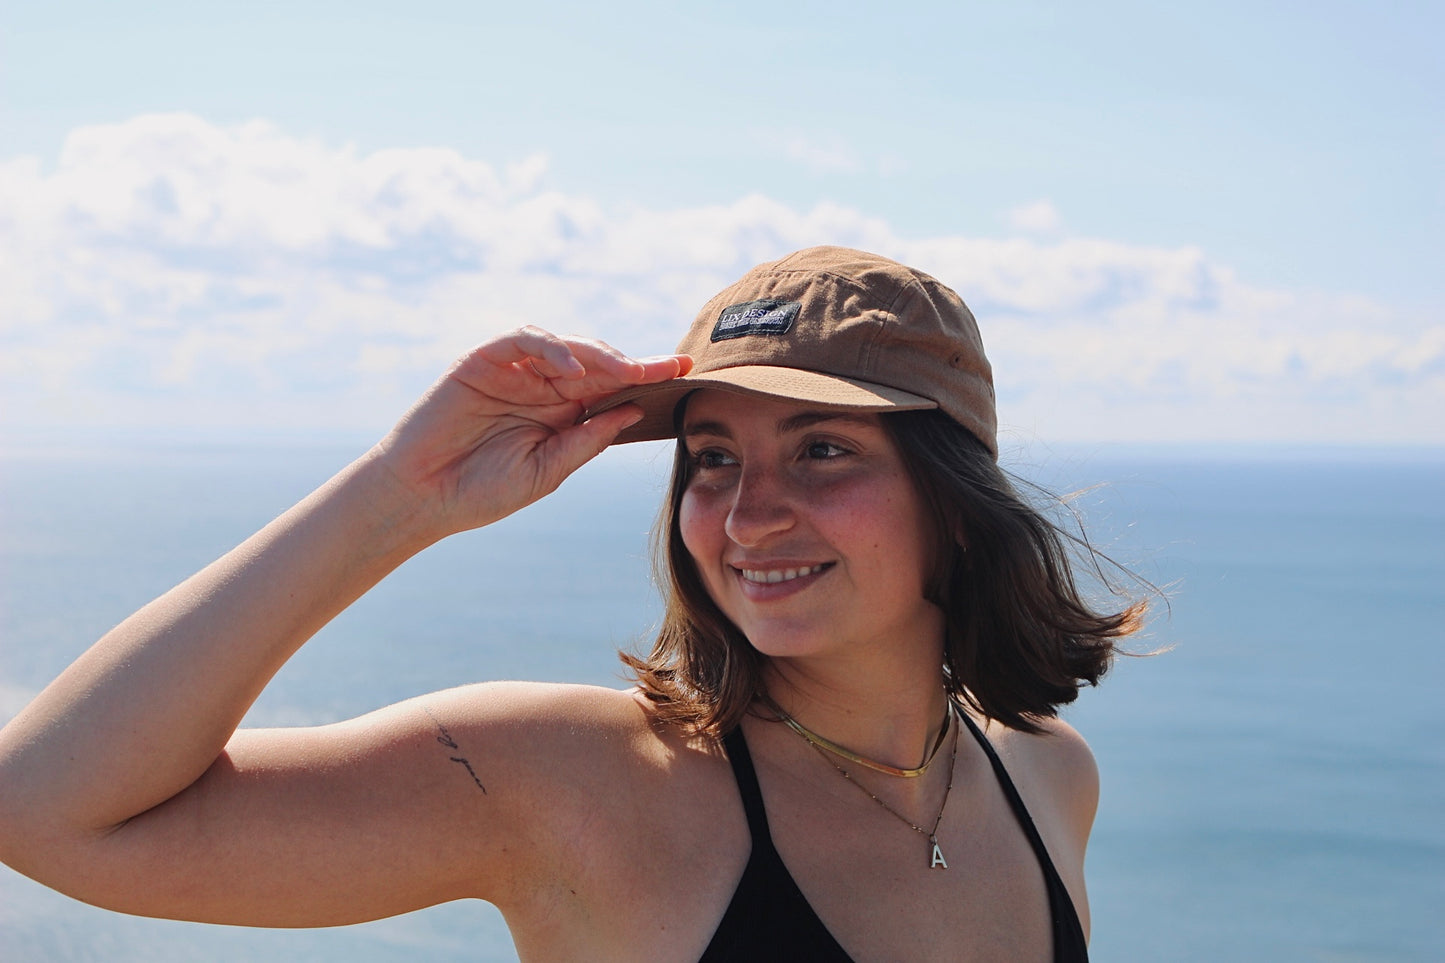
621;408;1147;735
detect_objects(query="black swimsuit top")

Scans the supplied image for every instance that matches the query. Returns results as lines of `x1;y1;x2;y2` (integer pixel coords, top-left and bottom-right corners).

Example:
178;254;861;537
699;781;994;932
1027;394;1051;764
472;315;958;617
699;711;1090;962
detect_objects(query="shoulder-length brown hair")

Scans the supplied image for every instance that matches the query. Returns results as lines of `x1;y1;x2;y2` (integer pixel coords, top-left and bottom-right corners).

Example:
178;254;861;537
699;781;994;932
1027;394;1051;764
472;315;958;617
621;407;1147;736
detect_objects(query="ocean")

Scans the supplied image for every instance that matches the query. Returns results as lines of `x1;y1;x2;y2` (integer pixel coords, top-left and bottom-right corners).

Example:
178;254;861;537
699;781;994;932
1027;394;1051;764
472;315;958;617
1;440;1441;961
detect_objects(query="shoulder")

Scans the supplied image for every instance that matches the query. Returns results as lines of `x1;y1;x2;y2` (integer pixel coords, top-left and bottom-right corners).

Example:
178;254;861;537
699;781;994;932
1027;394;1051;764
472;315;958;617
415;680;729;808
976;713;1098;849
404;680;701;776
431;678;647;728
973;712;1097;938
405;681;743;938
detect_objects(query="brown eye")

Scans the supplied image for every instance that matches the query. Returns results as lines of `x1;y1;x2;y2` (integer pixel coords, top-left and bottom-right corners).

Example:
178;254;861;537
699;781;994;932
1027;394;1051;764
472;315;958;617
691;449;737;470
805;442;849;460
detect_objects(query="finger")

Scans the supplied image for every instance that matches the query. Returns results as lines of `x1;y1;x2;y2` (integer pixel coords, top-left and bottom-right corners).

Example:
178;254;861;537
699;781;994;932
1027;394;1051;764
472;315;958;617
468;330;689;398
535;404;645;483
474;327;586;378
549;351;692;403
630;353;693;383
553;336;647;382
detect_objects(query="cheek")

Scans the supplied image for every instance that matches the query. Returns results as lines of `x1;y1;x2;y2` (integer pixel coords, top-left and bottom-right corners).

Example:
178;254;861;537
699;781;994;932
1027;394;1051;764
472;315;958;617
678;491;737;613
678;489;718;566
858;487;936;587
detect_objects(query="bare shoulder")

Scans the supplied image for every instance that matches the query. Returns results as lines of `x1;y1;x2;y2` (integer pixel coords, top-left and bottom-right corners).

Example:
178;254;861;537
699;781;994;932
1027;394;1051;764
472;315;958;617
381;681;679;802
972;712;1098;938
407;680;728;828
983;715;1097;784
976;713;1099;844
409;681;742;950
416;678;649;731
407;680;702;763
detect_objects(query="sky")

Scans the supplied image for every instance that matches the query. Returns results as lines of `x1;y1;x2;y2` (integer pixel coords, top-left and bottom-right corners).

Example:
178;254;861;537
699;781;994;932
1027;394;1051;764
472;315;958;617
1;0;1441;447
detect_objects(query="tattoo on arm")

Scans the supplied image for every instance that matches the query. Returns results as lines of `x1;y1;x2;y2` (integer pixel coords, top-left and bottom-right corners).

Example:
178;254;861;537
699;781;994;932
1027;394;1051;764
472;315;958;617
421;706;488;794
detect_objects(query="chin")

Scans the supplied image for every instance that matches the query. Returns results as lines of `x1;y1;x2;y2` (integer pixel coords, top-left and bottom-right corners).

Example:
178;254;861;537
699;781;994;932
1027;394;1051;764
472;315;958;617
737;625;837;660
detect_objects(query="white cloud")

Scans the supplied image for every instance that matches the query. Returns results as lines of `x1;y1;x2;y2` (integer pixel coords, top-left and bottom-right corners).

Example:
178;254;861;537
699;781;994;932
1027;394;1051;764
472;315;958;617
1005;199;1063;235
1;113;1440;445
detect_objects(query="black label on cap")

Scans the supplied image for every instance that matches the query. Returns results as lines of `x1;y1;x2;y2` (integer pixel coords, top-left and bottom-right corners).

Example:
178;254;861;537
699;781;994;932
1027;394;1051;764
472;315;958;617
711;299;800;342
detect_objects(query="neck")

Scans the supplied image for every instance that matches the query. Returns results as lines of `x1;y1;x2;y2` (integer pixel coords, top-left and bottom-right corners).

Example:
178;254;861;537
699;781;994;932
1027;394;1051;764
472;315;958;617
760;656;952;774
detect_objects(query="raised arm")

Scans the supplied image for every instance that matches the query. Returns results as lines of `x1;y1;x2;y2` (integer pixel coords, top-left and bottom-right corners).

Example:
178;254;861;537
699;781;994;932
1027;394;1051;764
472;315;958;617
0;327;688;924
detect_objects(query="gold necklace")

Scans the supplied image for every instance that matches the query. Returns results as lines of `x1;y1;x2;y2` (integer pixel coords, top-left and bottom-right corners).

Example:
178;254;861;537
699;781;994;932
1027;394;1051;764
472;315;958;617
804;703;960;870
769;697;953;778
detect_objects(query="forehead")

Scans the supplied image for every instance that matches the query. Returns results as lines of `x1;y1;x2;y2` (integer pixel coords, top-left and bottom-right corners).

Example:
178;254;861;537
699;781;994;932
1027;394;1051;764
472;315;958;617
679;389;886;437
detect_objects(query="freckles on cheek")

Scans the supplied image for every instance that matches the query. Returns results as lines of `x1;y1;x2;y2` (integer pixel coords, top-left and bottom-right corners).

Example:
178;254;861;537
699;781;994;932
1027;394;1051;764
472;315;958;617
678;493;733;609
679;497;701;557
678;491;715;560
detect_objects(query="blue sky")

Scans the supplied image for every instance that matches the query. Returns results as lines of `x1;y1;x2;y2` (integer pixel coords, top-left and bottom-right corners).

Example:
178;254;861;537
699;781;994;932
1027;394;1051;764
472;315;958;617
2;1;1440;445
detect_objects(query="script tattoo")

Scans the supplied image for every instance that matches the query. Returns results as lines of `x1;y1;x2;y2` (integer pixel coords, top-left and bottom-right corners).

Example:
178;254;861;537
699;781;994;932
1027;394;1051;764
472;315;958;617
422;706;487;794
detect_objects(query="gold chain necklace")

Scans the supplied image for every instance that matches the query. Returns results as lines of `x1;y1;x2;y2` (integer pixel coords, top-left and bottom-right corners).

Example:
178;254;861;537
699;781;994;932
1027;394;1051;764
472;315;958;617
769;697;953;778
786;701;961;870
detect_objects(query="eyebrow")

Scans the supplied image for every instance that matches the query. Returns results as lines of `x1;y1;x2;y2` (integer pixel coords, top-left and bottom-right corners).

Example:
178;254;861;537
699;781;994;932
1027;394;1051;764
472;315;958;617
681;410;879;440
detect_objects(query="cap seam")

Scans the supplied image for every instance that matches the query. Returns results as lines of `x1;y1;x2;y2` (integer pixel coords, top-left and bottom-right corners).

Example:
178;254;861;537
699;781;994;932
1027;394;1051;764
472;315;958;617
759;265;918;369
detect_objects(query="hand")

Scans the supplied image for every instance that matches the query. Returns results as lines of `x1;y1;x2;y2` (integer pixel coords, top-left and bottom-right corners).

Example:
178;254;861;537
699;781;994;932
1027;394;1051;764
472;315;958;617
373;326;690;538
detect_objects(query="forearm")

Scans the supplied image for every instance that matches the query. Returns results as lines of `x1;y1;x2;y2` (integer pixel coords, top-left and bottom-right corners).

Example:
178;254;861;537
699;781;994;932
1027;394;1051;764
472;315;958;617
0;448;435;842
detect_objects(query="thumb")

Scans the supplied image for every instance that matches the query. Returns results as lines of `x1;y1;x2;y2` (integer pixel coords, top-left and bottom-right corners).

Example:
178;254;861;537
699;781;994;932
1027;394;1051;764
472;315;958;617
535;404;643;486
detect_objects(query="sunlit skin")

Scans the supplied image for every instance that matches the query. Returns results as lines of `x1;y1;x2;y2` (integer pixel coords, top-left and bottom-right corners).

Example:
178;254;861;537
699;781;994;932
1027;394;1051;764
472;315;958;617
679;389;947;678
0;329;1097;961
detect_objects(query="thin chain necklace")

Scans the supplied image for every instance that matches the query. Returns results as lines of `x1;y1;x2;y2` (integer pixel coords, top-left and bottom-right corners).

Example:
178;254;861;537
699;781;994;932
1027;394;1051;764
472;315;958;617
767;697;953;778
791;701;961;870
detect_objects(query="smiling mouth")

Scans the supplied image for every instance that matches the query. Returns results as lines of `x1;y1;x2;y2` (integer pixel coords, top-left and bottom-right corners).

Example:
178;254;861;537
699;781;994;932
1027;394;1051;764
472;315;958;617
738;563;832;585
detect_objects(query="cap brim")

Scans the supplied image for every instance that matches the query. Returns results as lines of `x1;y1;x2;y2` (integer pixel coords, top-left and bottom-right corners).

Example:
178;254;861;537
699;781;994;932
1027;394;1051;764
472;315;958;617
586;365;937;445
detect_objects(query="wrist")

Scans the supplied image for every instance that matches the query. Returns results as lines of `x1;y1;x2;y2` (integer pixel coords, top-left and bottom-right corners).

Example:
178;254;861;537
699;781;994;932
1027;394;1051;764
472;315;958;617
336;447;452;561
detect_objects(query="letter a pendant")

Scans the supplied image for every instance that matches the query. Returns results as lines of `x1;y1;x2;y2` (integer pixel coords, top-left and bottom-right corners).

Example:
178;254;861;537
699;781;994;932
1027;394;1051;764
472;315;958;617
929;835;948;870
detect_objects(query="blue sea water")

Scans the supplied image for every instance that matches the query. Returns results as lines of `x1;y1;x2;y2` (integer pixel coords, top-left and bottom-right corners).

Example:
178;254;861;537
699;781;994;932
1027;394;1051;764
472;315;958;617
1;441;1441;961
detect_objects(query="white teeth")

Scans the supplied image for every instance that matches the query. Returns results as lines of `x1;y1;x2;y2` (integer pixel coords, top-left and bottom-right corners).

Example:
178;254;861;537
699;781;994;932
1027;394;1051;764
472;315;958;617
741;565;823;584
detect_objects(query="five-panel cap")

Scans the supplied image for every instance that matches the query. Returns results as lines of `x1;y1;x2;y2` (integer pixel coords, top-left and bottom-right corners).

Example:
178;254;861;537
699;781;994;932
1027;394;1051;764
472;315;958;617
589;246;998;458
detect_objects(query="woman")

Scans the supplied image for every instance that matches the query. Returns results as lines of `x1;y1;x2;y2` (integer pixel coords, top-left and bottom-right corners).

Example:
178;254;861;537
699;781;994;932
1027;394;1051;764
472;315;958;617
0;246;1142;961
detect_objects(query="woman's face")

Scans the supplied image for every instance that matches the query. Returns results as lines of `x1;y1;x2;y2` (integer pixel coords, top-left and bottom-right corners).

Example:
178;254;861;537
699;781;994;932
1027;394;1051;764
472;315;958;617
678;390;944;664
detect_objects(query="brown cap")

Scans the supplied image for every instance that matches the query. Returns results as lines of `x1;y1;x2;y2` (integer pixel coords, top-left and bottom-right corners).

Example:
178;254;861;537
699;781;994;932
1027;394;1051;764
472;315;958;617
591;246;997;457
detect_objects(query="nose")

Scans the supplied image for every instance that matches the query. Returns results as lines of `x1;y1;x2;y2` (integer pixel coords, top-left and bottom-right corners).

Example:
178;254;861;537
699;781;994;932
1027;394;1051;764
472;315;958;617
724;464;796;547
